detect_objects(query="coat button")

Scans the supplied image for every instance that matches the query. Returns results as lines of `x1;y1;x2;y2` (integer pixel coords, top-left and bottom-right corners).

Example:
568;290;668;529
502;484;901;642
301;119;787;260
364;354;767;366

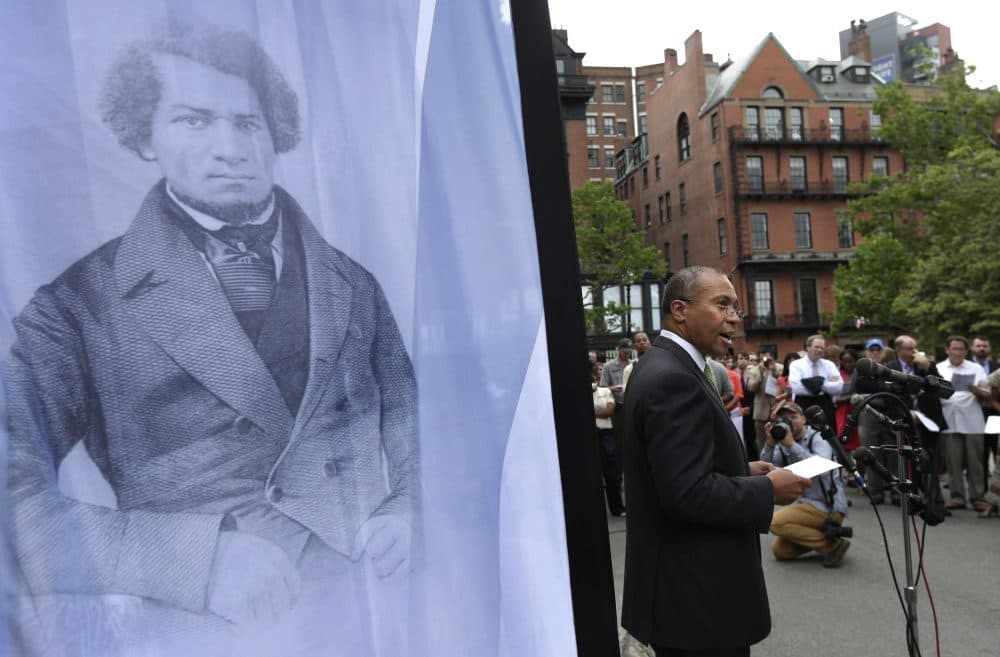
267;486;283;503
323;460;337;478
234;416;253;434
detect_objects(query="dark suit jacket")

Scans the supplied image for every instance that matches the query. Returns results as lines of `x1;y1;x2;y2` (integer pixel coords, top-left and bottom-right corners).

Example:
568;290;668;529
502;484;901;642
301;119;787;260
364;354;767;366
5;182;417;613
621;336;774;651
883;359;947;432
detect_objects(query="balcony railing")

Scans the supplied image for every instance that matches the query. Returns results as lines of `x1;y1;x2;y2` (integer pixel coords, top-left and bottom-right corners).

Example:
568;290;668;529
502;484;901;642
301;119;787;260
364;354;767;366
743;313;831;331
734;178;855;198
729;125;884;145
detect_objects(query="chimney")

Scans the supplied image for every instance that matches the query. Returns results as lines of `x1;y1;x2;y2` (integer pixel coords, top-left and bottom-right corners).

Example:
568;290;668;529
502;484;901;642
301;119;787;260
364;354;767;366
685;30;707;100
847;19;871;61
553;29;568;43
665;48;678;74
704;53;715;65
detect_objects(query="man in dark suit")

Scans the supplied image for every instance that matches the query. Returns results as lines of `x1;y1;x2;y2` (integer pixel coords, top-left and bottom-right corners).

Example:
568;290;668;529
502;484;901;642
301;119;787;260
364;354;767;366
970;337;999;494
621;266;809;657
4;21;417;654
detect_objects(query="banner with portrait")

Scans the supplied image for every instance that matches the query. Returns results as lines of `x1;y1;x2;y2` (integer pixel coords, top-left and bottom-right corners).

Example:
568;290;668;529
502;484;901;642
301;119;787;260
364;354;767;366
0;1;578;655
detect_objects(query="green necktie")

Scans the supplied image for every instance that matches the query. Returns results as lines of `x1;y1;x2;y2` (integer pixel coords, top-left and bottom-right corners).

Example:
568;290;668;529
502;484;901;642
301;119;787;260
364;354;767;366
703;361;719;395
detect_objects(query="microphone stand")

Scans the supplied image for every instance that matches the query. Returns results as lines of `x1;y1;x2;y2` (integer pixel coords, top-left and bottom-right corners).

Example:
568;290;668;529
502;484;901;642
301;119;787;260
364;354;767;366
848;393;922;657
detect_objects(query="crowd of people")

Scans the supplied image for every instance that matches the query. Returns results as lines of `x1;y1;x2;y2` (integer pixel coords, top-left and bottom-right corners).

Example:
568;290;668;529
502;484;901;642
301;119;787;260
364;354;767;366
590;329;1000;556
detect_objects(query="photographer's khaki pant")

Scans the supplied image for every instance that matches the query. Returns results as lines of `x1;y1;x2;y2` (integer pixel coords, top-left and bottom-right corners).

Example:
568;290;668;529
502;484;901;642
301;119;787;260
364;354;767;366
770;503;844;560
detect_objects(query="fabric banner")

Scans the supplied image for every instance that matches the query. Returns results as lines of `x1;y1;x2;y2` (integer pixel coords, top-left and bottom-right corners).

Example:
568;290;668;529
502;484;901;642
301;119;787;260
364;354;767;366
0;1;577;656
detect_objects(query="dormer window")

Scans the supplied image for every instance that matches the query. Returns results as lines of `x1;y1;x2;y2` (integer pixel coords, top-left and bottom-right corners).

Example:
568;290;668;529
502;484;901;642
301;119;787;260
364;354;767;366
852;66;869;82
819;66;835;83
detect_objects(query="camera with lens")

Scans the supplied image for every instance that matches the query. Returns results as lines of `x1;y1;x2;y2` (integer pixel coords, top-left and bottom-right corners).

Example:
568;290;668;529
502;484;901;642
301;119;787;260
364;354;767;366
770;419;790;441
824;517;853;541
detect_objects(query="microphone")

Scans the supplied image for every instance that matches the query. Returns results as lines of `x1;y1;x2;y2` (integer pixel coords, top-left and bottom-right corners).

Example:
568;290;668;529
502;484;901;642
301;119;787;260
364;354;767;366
804;405;866;489
855;358;955;399
854;446;899;486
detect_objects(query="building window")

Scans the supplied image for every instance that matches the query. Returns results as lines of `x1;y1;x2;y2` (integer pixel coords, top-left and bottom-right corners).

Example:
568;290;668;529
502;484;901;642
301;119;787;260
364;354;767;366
746;156;763;194
629;177;635;196
654;154;661;180
751;212;768;249
832;156;849;192
604;147;615;169
682;233;690;267
644;204;651;228
617;121;627;137
615;83;626;103
663;242;671;269
762;86;783;99
665;192;672;221
711;112;720;141
677;113;691;162
603;116;615;136
649;282;662;331
601;84;613;103
717;217;727;255
837;211;855;248
586;115;597;136
638;114;648;135
829;108;843;141
794;212;812;249
799;278;819;324
872;156;889;178
636;82;646;103
713;162;722;194
603;285;623;331
642;166;649;188
870;110;882;136
764;107;784;140
790;156;806;193
744;106;760;141
678;183;687;216
628;284;643;332
658;194;666;225
790;107;803;141
587;147;599;169
754;280;774;324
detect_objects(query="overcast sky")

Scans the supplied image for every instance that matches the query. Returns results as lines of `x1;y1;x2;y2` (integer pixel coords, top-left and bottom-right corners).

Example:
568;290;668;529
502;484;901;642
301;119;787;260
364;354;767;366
546;1;998;90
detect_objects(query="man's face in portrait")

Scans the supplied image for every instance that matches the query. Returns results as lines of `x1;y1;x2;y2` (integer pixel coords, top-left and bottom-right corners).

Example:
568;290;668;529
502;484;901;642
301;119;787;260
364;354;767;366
896;338;917;364
972;338;991;360
633;332;651;357
806;338;826;362
140;54;277;223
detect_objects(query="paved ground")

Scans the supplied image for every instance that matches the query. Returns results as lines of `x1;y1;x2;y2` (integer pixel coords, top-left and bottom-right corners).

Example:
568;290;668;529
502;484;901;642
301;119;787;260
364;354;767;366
608;478;1000;657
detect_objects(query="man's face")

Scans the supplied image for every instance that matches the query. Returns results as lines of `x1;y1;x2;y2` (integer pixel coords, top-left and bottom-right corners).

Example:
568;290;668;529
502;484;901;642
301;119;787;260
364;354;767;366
141;54;277;223
867;347;884;363
738;354;749;369
947;340;967;365
896;340;916;363
617;347;631;361
973;339;991;359
678;272;739;358
633;332;651;356
806;338;826;361
783;411;807;439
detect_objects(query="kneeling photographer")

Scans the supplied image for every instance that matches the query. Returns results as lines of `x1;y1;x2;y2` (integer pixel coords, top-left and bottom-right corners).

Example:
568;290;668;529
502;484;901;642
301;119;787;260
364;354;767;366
762;402;852;568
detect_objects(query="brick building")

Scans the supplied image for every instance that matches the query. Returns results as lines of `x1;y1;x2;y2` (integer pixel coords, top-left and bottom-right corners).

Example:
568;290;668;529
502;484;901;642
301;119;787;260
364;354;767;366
616;30;901;357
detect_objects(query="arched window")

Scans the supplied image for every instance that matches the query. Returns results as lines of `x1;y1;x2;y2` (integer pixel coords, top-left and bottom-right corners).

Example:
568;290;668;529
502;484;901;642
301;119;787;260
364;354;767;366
677;113;691;162
762;86;784;99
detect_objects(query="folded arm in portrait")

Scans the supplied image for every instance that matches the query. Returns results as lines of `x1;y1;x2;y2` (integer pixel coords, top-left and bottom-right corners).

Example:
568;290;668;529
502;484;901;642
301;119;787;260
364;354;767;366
4;219;418;620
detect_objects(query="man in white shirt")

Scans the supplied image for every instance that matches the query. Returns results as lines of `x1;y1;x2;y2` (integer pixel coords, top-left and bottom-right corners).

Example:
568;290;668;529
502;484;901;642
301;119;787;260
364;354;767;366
938;336;992;510
788;335;842;427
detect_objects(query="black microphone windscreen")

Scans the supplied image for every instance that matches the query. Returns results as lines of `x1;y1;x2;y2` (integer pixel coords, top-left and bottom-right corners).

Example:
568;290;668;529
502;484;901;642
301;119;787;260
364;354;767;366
855;357;878;378
854;446;874;465
804;405;826;427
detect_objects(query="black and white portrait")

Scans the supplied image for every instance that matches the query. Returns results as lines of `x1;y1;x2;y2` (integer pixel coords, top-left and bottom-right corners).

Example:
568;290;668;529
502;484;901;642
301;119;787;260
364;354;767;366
3;18;418;657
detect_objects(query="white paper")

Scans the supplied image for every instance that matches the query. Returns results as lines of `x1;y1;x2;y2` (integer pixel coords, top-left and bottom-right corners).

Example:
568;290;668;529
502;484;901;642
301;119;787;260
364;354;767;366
764;376;779;397
950;372;976;392
783;454;841;479
986;415;1000;435
913;410;941;433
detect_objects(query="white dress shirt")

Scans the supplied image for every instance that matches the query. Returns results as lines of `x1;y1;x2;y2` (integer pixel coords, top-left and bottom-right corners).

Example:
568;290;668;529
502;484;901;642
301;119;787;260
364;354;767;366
660;329;705;373
788;356;843;398
937;359;988;434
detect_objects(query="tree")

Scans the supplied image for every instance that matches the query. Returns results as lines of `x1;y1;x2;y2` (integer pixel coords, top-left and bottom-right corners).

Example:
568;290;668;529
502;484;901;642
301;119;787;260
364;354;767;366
833;65;1000;345
573;181;665;334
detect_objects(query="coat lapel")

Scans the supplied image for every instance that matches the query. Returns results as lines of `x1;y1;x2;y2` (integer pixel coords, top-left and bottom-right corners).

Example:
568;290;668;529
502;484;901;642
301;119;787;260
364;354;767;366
283;193;355;431
658;337;729;416
114;185;294;440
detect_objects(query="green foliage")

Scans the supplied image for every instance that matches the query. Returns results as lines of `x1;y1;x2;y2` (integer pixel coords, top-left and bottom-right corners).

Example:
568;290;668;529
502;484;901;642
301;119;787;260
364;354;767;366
834;67;1000;346
573;181;665;334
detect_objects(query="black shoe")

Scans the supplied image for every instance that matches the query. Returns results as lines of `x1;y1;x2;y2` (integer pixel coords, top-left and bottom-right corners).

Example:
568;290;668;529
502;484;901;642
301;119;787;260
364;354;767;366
823;538;850;568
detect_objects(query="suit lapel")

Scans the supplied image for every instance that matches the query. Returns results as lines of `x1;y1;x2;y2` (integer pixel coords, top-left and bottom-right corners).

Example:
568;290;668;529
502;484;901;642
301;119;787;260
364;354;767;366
114;185;294;440
283;193;355;431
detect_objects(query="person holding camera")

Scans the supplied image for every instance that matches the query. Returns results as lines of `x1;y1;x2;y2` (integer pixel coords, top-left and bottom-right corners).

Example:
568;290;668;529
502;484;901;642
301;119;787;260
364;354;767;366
761;403;852;568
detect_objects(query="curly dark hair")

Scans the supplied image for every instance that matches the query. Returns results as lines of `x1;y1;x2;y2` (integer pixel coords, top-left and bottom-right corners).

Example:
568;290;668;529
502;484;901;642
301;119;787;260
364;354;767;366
100;20;300;159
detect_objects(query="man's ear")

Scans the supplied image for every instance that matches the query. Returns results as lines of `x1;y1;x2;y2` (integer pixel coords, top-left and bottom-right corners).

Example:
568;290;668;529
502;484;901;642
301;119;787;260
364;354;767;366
668;299;687;323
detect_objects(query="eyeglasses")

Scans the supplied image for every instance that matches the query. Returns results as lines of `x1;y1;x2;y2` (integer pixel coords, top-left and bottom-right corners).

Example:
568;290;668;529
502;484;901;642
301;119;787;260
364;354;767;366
681;300;746;320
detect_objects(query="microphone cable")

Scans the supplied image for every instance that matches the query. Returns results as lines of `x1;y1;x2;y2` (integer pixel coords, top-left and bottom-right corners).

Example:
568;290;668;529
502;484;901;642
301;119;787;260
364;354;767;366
912;515;942;657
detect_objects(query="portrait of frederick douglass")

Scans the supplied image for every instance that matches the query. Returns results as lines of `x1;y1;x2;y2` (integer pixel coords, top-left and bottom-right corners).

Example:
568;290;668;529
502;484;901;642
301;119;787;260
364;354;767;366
5;18;418;656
